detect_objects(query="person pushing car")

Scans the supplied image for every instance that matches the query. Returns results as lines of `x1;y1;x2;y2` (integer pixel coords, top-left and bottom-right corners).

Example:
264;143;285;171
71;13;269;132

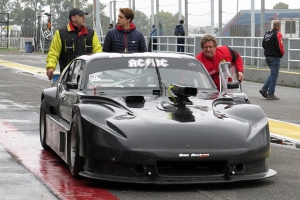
195;34;244;91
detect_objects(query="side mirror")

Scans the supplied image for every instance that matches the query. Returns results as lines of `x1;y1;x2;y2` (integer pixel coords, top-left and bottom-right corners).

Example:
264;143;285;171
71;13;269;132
67;82;78;89
227;82;239;89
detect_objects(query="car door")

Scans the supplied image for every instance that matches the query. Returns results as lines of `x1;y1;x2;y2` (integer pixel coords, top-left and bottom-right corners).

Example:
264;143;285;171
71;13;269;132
58;60;84;122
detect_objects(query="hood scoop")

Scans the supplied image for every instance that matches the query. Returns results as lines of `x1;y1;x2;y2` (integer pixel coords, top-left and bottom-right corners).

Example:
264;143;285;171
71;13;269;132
123;96;145;108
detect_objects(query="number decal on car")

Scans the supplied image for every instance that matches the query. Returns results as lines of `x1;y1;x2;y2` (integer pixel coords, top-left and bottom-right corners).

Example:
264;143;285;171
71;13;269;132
89;72;102;83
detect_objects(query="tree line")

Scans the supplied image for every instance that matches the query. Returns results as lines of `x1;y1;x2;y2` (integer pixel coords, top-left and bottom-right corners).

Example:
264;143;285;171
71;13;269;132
1;0;184;37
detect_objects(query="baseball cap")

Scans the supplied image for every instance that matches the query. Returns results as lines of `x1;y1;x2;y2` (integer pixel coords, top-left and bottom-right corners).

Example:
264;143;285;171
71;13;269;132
69;8;88;19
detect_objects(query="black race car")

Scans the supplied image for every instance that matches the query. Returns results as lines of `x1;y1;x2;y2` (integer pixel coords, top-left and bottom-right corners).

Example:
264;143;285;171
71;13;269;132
40;52;276;184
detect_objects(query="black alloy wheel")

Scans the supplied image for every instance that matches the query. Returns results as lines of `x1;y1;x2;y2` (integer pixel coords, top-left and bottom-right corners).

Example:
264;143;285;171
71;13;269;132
39;99;50;150
68;115;84;178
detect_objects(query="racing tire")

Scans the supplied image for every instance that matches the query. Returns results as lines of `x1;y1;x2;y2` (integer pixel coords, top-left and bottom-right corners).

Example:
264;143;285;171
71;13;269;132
39;99;50;150
68;115;84;178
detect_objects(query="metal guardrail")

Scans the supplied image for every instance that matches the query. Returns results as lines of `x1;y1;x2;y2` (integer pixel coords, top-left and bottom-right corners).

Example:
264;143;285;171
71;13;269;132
8;35;300;72
99;35;196;56
217;36;265;69
145;36;300;72
149;36;196;56
287;38;300;71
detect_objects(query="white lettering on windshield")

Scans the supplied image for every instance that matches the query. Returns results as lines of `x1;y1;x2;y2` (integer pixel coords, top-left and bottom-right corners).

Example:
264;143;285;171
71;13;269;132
144;58;155;69
89;72;102;83
109;54;181;58
128;58;169;69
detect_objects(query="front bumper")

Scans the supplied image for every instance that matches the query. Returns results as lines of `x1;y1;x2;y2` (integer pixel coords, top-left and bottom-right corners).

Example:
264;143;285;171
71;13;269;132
79;158;277;184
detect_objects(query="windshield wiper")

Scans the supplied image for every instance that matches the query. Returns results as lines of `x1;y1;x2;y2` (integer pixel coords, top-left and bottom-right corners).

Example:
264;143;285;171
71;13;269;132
153;58;166;95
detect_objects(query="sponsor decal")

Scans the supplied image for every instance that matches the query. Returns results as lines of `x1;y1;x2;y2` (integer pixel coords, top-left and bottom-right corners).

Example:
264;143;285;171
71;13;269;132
179;153;209;158
188;63;196;66
179;154;189;157
191;153;210;158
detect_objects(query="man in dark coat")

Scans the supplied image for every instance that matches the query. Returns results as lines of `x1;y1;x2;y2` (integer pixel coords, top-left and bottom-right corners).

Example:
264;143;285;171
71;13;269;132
260;20;284;100
103;8;147;52
174;20;185;52
149;22;164;51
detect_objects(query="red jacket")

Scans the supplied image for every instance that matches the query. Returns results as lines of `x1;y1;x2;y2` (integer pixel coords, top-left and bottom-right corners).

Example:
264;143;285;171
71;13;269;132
195;46;244;91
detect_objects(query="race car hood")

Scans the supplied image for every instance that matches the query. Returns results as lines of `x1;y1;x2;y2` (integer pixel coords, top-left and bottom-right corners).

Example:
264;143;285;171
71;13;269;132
78;92;269;151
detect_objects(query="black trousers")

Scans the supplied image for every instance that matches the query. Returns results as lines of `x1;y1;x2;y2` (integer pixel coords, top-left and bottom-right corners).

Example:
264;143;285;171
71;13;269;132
148;38;157;52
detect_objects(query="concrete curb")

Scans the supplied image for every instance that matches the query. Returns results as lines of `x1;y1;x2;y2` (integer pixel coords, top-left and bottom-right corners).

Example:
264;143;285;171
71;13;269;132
244;67;300;88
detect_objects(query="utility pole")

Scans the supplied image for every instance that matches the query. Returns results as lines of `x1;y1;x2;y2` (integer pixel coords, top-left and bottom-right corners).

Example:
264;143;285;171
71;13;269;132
236;0;238;36
178;0;182;21
289;16;294;38
132;0;135;13
251;0;255;37
156;0;159;33
110;0;116;26
110;1;113;24
93;0;102;40
151;0;154;25
114;0;117;26
261;0;265;36
73;0;76;8
218;0;222;36
211;0;214;35
185;0;188;36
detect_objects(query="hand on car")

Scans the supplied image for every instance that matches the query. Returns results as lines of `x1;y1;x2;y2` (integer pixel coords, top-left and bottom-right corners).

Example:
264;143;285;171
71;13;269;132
47;68;54;80
238;72;244;82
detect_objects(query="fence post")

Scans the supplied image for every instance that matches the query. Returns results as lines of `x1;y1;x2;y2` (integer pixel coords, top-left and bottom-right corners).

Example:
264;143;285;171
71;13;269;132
287;39;290;71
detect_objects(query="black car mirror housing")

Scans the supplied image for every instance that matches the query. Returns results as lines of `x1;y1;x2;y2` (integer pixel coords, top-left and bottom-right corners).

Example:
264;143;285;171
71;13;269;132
67;82;78;90
227;82;239;89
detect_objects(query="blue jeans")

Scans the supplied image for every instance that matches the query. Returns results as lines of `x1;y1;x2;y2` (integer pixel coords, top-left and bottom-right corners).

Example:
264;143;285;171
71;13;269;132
262;56;281;95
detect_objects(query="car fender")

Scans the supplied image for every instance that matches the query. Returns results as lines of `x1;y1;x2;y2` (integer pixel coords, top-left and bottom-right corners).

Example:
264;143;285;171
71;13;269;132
74;103;124;156
76;103;120;124
221;104;267;124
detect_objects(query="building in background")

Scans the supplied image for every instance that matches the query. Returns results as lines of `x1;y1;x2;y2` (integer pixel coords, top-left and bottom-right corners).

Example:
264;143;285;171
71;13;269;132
222;9;300;38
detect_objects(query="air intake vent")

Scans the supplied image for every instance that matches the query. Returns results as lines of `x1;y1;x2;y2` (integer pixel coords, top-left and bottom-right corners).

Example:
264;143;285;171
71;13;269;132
123;96;145;108
123;96;145;103
157;161;228;177
106;121;127;138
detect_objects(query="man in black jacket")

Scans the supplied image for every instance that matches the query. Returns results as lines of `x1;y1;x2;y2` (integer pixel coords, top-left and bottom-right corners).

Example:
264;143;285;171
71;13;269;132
174;20;185;52
260;20;284;100
103;8;147;52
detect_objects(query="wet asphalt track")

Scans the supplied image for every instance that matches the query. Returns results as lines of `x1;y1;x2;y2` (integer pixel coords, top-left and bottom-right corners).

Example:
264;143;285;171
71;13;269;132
0;51;299;200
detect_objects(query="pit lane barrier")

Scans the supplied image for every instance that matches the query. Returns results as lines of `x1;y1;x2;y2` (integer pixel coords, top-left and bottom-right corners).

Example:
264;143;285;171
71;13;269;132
271;134;300;149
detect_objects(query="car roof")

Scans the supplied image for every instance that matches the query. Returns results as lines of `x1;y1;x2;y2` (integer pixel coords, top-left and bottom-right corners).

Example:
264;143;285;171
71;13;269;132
77;52;196;62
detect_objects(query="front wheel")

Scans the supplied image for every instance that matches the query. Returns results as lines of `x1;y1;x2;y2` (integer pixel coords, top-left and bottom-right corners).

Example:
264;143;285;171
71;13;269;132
39;99;50;150
68;115;84;178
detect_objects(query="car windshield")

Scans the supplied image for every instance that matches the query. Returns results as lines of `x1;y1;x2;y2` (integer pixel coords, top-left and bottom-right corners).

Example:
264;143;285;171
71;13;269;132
85;56;214;90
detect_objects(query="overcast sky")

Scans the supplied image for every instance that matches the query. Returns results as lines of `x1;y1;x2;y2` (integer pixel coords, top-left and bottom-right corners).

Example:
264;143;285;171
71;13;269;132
89;0;300;27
